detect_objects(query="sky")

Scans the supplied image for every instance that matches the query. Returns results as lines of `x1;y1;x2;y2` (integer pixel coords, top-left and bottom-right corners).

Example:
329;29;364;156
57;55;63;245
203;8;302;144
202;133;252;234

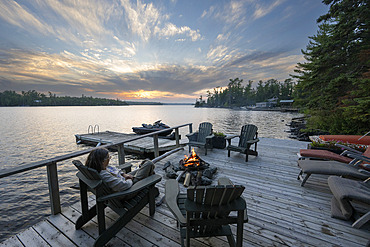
0;0;329;103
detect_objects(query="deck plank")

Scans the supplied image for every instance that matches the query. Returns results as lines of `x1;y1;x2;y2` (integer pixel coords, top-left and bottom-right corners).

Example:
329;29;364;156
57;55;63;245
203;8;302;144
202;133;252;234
2;137;370;246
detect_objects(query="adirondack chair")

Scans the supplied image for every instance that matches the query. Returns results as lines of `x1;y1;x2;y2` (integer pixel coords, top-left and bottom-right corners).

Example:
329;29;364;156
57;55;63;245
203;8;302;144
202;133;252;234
73;160;161;247
226;124;259;162
186;122;214;155
165;177;248;247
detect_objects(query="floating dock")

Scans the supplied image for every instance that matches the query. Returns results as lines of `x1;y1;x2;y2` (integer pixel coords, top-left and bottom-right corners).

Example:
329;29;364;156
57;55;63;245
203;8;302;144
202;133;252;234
75;131;187;157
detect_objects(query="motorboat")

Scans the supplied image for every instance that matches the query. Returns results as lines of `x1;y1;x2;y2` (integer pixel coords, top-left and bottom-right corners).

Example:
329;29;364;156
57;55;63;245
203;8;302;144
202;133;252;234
132;120;173;136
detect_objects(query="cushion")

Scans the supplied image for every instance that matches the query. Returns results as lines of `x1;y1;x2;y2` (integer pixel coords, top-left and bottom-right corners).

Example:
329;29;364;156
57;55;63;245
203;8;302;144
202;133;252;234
300;149;353;163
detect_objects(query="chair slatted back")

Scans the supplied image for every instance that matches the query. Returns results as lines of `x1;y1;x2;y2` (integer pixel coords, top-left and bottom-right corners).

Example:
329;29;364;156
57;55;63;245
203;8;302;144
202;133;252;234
187;185;244;206
197;122;213;143
73;160;122;208
187;185;245;234
238;124;258;147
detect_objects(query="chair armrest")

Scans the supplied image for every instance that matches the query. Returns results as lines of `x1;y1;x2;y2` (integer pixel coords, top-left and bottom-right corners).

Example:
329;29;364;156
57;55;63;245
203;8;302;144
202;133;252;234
98;174;161;201
206;134;215;139
335;144;363;155
186;132;198;141
165;179;186;225
76;172;102;189
225;135;239;140
246;138;260;144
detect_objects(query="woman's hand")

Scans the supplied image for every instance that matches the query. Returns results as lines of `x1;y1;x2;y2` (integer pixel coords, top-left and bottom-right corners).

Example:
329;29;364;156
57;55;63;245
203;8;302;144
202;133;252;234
122;173;134;180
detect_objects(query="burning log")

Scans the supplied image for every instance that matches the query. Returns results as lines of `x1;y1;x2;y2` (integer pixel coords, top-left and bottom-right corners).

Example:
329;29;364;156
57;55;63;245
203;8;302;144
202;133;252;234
179;148;210;170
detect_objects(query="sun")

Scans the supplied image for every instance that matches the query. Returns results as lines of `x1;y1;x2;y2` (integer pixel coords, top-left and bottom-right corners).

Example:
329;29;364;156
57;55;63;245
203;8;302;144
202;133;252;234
136;90;152;98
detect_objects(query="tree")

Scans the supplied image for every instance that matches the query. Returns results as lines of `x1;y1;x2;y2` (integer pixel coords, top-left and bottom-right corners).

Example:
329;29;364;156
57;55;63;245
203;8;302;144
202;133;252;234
293;0;369;134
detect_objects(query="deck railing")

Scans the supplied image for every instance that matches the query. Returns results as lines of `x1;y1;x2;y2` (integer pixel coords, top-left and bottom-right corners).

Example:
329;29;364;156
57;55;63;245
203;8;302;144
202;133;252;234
0;123;193;215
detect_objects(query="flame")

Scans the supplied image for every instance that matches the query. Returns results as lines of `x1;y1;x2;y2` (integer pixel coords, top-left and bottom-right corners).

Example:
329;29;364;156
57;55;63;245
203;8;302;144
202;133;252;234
183;148;200;167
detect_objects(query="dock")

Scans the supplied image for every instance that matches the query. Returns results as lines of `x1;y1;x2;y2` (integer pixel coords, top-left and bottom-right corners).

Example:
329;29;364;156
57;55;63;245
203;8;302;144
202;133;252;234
1;137;369;246
75;131;187;156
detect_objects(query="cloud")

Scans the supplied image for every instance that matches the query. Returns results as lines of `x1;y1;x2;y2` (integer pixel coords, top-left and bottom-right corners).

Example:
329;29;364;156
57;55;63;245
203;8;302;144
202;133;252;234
0;1;53;35
120;0;201;42
252;0;285;20
155;23;201;41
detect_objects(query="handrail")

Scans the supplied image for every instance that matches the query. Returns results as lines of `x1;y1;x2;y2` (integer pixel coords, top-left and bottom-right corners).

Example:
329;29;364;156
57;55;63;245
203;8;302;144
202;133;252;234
0;123;192;179
0;122;192;215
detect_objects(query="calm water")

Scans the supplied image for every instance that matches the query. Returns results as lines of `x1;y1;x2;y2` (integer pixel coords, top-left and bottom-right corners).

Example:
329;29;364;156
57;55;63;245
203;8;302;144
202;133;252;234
0;105;302;242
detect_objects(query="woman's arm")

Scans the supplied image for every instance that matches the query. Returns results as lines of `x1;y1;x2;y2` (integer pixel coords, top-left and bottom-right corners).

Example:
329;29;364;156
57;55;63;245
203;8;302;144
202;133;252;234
100;170;133;191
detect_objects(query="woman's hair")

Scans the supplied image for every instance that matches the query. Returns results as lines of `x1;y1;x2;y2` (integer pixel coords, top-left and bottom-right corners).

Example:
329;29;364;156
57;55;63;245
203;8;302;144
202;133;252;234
85;147;109;172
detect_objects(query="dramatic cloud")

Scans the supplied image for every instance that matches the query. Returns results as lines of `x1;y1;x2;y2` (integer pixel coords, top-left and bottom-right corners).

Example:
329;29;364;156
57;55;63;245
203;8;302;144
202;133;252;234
0;0;328;102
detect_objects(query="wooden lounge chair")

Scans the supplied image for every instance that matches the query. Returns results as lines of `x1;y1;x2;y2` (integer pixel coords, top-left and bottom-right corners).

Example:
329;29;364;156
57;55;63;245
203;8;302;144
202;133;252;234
328;176;370;229
165;177;248;247
186;122;214;155
73;160;161;247
226;124;259;162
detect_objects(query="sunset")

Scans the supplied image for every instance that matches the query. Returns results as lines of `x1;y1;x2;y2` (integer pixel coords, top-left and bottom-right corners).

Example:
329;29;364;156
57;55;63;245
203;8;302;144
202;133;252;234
1;1;369;245
0;0;328;102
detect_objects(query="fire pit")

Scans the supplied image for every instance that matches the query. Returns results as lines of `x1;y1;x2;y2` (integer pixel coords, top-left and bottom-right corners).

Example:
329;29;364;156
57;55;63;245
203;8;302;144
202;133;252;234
179;148;210;170
163;149;217;187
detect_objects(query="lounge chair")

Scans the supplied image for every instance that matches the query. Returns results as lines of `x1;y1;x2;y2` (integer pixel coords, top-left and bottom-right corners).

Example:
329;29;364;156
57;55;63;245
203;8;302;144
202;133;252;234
298;144;370;164
165;177;248;247
328;176;370;229
297;160;370;186
297;146;370;185
226;124;259;162
73;160;161;247
186;122;214;155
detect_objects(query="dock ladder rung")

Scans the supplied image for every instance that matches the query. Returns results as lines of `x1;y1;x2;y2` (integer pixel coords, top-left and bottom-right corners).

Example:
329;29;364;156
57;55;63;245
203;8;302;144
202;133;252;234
88;124;100;134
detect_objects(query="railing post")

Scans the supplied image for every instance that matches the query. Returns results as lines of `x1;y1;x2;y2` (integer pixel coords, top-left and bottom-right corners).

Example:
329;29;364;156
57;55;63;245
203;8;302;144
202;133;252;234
175;128;180;147
153;134;159;157
189;123;193;134
46;162;61;215
117;144;126;164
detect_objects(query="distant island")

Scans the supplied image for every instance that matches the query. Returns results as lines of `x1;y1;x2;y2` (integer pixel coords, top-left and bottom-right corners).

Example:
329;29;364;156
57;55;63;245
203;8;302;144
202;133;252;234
0;90;192;106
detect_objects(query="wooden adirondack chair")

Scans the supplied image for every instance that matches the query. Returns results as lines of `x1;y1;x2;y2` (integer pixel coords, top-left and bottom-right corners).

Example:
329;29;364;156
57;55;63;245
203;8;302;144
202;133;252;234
73;160;161;247
165;177;248;247
226;124;259;162
186;122;214;155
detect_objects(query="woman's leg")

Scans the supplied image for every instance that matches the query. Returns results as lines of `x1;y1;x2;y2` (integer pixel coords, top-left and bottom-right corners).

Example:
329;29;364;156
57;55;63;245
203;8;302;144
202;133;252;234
131;159;155;183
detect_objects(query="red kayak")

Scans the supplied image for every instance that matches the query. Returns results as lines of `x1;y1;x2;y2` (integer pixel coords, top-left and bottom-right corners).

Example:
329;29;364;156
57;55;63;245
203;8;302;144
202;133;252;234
319;135;370;145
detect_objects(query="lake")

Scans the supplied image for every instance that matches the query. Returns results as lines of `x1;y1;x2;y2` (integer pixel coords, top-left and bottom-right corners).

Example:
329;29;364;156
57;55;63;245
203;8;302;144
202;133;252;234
0;105;302;242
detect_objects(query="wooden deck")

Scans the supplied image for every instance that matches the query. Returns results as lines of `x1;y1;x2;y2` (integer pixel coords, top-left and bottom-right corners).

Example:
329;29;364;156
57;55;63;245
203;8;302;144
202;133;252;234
75;131;187;156
1;138;369;246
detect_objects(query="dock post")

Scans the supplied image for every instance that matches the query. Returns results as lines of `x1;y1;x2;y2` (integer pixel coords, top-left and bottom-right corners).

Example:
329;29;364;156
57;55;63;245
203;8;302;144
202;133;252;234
117;144;126;164
189;123;193;134
153;134;159;157
46;161;61;215
175;128;180;147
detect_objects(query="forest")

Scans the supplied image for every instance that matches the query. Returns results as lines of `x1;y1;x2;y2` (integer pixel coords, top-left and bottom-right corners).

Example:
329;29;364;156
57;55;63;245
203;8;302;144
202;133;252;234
0;90;129;106
197;78;295;107
200;0;369;135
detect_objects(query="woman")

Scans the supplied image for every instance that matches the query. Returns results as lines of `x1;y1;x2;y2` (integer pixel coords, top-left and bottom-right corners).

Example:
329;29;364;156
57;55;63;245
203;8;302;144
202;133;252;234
85;147;155;192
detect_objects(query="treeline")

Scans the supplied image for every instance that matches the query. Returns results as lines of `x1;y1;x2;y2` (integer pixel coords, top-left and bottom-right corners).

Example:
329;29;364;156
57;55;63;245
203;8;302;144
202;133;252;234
197;78;294;107
0;90;129;106
293;0;369;135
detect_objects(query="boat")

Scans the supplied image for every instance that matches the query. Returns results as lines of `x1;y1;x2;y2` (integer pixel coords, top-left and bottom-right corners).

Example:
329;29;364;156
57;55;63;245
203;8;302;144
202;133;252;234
132;120;173;136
